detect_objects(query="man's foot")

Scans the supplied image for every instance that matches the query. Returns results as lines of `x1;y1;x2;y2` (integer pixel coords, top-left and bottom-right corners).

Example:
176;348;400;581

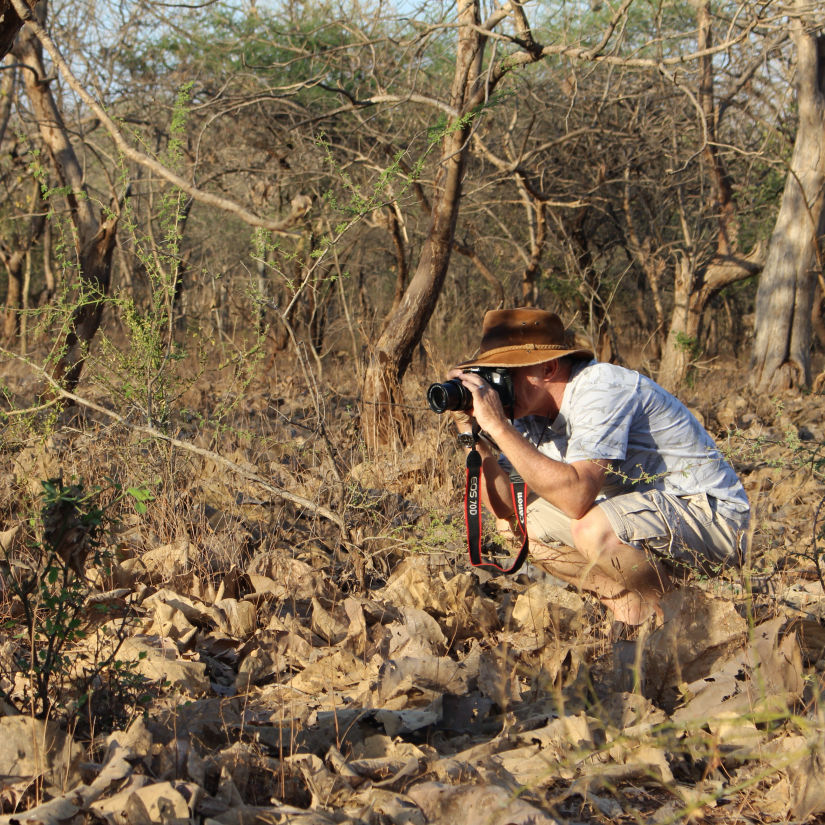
601;590;664;626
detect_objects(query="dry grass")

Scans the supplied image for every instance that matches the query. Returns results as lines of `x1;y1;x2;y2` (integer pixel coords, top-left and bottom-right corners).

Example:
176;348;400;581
0;348;824;824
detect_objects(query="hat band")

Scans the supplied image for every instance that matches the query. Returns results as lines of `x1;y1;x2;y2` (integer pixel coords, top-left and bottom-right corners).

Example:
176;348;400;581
477;343;571;357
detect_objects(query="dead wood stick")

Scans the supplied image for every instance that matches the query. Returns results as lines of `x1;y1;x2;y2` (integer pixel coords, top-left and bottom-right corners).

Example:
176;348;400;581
67;390;347;532
0;354;347;535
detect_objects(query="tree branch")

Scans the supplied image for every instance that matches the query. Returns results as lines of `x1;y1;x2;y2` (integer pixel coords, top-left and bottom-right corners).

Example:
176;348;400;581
9;0;305;236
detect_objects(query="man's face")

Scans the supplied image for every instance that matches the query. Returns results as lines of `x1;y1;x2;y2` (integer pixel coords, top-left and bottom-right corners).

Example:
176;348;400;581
510;363;553;419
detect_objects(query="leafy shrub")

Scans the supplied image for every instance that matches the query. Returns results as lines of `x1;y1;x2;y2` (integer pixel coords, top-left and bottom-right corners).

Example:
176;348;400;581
0;478;151;722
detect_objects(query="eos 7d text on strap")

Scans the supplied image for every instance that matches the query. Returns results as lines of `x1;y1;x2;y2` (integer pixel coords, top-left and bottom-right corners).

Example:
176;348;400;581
462;428;529;574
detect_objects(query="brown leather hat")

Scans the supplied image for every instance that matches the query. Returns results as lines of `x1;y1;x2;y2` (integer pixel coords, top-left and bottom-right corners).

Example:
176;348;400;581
459;308;594;368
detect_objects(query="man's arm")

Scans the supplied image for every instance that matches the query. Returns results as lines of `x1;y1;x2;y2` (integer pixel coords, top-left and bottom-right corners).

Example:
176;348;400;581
459;434;606;519
485;421;607;518
451;370;607;519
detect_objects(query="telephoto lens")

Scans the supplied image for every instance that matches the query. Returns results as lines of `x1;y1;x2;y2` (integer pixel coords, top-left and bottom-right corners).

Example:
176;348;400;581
426;378;472;413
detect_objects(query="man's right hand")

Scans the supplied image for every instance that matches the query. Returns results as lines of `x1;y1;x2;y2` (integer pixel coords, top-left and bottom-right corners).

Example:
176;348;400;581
447;368;511;437
451;409;475;434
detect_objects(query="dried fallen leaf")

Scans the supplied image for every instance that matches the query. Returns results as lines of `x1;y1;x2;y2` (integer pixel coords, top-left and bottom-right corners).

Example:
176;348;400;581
120;541;191;583
642;587;748;699
0;792;80;825
406;780;558;825
0;717;83;792
118;635;209;694
789;747;825;819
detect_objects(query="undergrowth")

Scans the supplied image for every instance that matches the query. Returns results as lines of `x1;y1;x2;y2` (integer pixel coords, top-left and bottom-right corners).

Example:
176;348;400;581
0;477;152;725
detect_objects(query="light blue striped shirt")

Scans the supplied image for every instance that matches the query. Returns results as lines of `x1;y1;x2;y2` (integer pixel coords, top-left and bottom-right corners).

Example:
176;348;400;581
499;360;749;516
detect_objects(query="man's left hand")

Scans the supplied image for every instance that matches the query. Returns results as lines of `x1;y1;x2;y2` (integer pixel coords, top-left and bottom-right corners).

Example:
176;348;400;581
446;368;510;435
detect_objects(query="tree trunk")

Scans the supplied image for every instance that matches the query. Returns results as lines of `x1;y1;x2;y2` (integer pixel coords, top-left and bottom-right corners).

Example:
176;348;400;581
658;0;763;390
750;12;825;392
3;251;24;341
659;255;695;387
40;217;55;302
54;215;119;388
658;247;764;390
0;178;46;341
361;0;484;449
384;205;408;322
812;275;825;351
14;13;120;391
0;0;36;61
520;195;546;307
0;55;15;147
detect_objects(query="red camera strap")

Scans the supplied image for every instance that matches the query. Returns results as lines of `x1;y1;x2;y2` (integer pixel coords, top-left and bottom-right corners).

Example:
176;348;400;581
465;445;529;574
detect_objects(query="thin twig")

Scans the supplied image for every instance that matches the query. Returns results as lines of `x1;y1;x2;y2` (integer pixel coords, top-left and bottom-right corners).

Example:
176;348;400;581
0;350;349;537
1;396;60;415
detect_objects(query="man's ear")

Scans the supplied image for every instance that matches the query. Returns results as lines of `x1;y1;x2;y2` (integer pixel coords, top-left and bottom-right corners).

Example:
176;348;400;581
544;359;560;380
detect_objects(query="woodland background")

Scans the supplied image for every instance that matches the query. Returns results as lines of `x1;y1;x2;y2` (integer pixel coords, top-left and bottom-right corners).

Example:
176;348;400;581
1;1;825;824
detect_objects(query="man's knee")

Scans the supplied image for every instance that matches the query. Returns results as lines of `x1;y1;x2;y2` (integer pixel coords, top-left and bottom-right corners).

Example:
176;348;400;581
570;506;620;560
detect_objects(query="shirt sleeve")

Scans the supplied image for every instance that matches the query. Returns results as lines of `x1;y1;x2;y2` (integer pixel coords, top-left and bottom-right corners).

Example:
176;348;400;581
563;368;639;463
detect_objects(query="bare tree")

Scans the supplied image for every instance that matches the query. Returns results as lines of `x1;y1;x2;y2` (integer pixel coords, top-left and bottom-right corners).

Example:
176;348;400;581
750;1;825;392
12;6;121;390
360;0;488;448
657;0;766;390
361;0;584;447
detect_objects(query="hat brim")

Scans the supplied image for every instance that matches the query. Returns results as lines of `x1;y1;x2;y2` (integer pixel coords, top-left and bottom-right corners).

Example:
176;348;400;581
458;345;594;369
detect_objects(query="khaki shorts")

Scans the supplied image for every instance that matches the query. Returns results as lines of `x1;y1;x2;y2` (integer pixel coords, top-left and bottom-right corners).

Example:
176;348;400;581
522;490;748;573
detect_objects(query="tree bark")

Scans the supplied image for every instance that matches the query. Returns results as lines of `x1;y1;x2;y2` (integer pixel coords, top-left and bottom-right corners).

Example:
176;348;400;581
750;8;825;392
13;12;120;391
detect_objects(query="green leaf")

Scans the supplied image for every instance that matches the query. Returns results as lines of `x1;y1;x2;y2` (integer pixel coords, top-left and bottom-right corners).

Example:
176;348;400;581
127;486;154;514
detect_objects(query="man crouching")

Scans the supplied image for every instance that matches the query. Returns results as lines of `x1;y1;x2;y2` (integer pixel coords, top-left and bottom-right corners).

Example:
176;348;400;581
447;308;749;625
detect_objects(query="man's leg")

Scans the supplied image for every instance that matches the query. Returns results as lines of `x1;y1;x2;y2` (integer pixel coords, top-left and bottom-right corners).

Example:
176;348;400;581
570;506;671;625
529;536;661;622
514;490;744;625
512;495;672;625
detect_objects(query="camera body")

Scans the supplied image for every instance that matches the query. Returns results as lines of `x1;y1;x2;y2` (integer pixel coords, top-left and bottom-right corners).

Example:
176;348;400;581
427;367;515;414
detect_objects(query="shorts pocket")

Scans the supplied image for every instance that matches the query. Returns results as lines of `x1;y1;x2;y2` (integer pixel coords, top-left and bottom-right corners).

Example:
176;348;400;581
684;492;714;527
599;492;672;548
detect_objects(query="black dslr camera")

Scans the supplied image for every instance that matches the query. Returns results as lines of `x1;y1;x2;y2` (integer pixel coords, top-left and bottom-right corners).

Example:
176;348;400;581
427;367;514;414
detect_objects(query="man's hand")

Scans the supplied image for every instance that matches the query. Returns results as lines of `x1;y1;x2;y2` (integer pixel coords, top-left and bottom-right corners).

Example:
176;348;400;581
446;368;510;435
451;408;475;434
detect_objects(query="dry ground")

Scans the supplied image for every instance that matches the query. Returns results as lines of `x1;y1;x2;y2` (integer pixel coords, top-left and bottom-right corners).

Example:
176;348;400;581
0;352;824;825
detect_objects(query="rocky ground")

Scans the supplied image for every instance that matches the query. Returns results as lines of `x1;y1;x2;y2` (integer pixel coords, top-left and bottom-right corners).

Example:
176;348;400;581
0;359;824;825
